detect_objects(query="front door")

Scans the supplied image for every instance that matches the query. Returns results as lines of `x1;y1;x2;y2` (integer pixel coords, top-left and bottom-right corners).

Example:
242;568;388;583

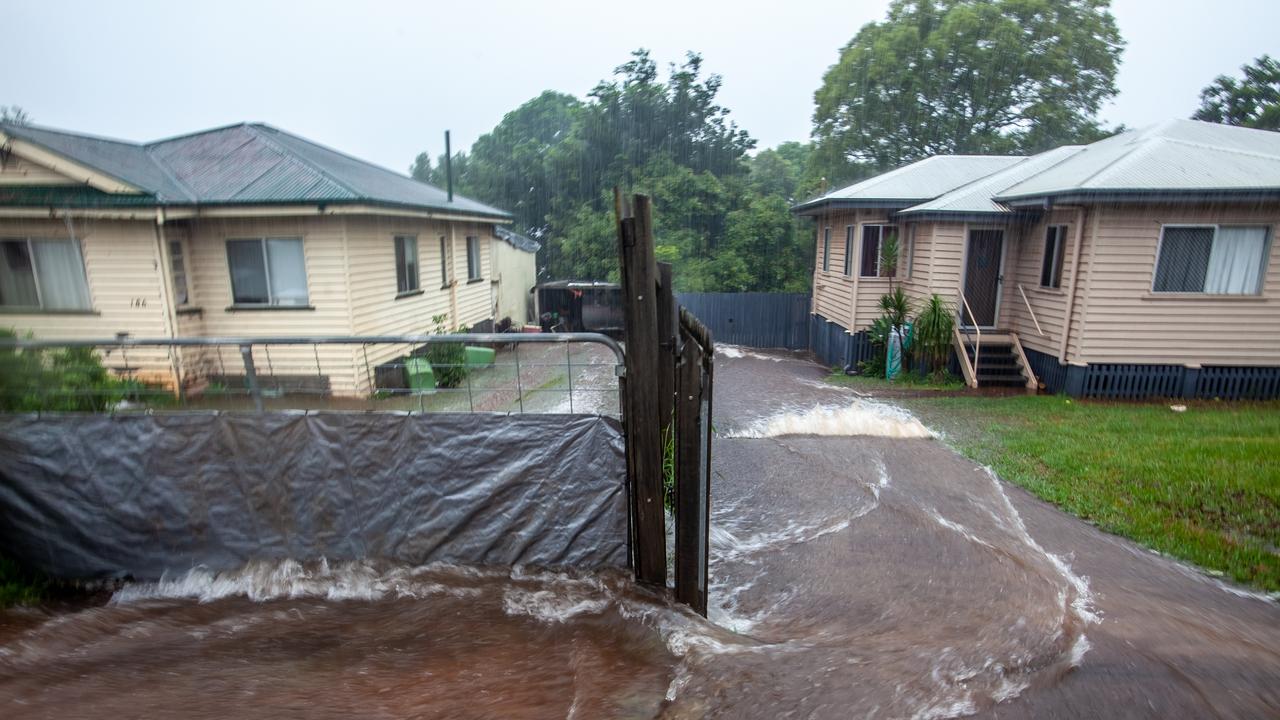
962;229;1004;327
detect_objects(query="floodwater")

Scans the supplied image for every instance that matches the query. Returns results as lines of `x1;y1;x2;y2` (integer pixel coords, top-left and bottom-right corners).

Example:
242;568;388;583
3;348;1278;718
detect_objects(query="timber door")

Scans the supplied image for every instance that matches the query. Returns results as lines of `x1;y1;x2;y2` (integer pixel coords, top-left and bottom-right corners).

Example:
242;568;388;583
962;229;1004;327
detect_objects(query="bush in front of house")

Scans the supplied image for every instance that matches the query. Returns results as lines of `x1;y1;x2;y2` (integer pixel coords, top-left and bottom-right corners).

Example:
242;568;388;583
422;315;469;389
0;329;142;412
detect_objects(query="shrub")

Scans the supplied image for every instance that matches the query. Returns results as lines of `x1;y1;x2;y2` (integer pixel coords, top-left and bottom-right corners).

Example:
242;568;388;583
914;294;956;381
422;314;469;389
0;329;142;411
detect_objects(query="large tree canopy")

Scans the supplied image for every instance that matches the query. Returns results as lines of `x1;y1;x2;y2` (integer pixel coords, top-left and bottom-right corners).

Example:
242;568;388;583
811;0;1123;185
415;51;814;292
1193;55;1280;131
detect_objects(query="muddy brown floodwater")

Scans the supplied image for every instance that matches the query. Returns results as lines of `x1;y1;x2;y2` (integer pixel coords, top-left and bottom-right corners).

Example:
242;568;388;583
2;347;1278;718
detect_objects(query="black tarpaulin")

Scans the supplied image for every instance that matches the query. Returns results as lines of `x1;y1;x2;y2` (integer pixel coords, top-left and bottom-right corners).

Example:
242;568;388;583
0;412;627;579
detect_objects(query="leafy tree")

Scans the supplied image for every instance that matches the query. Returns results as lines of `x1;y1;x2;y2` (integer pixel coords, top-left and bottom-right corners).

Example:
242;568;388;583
0;106;30;126
409;51;816;292
1193;55;1280;130
812;0;1124;183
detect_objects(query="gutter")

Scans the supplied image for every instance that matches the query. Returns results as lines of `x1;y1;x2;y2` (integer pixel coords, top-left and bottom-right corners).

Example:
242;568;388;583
0;201;513;225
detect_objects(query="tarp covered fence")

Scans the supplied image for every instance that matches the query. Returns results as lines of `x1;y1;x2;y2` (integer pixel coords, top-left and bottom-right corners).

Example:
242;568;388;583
0;412;627;579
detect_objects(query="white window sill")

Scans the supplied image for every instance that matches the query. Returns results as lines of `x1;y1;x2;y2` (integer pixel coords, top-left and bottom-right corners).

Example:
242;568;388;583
1141;293;1265;302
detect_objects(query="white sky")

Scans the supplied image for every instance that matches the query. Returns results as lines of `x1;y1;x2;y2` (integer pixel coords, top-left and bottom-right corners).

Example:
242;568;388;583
5;0;1277;172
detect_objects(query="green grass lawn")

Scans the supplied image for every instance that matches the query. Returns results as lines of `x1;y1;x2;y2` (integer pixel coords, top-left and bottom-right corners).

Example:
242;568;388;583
826;370;967;393
896;395;1280;592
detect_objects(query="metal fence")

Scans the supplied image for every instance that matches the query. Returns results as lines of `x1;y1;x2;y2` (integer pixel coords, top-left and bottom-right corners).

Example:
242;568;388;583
676;292;810;350
0;333;624;416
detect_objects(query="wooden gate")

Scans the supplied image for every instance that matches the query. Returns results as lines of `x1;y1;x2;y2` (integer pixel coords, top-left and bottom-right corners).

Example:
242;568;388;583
615;190;714;616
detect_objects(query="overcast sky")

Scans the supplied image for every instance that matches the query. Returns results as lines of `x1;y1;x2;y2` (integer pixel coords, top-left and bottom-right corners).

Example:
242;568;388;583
6;0;1277;173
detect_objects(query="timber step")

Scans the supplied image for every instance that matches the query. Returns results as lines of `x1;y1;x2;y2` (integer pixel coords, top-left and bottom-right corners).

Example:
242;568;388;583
954;329;1038;390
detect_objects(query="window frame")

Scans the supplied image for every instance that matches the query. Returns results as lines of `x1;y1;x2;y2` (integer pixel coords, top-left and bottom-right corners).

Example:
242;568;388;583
393;234;421;295
843;225;854;276
0;236;92;311
439;236;451;288
821;226;831;272
860;224;898;278
465;235;482;282
167;237;191;306
224;236;310;308
1152;223;1271;296
903;224;915;279
1039;225;1067;289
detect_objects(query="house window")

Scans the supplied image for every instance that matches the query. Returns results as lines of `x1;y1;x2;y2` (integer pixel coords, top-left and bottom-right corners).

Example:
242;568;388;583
168;239;190;305
821;227;831;272
466;236;482;281
394;235;419;293
0;238;91;310
843;226;853;276
1040;225;1067;289
226;237;309;306
861;225;898;278
1153;225;1269;294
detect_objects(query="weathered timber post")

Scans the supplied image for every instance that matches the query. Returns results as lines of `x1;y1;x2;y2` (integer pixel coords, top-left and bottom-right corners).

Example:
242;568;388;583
657;261;677;458
615;190;667;585
675;309;713;615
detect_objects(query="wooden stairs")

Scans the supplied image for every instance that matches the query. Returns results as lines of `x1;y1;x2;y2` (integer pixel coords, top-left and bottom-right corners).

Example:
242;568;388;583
953;329;1038;391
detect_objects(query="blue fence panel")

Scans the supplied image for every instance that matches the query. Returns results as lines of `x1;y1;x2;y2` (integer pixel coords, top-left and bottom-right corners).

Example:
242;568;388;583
1195;366;1280;400
676;293;810;350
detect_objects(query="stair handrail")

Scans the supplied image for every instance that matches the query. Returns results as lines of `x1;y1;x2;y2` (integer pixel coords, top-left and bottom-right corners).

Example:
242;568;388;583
958;292;982;377
1017;284;1047;336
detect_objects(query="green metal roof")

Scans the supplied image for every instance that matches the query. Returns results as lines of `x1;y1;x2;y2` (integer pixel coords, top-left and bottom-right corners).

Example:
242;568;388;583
0;121;511;219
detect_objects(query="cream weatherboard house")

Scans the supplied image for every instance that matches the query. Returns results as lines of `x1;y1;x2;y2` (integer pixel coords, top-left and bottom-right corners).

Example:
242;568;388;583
0;121;512;395
795;120;1280;399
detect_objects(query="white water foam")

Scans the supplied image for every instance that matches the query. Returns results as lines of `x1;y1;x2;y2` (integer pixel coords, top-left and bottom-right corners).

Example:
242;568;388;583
726;401;933;439
111;559;489;604
715;345;789;362
982;467;1102;646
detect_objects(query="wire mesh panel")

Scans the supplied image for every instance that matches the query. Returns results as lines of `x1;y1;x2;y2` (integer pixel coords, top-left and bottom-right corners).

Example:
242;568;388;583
0;333;624;416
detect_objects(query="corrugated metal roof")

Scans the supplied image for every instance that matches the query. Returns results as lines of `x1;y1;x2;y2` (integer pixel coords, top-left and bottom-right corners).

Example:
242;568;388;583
995;120;1280;201
0;123;195;202
900;146;1086;216
0;121;511;219
793;155;1024;212
494;226;541;253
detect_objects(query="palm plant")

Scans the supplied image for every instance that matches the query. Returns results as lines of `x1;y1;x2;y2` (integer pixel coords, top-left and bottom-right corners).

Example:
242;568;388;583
878;228;901;295
914;294;955;381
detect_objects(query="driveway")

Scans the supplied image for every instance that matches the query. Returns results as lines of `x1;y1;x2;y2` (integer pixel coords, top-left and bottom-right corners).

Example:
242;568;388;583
690;346;1280;718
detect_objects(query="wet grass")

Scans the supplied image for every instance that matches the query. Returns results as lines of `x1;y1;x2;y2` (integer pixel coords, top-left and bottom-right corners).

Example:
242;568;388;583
898;395;1280;592
826;371;966;392
0;553;47;607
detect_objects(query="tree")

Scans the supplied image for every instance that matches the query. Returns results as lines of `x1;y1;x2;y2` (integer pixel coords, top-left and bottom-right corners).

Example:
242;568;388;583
0;106;30;126
1193;55;1280;131
409;50;816;293
811;0;1124;183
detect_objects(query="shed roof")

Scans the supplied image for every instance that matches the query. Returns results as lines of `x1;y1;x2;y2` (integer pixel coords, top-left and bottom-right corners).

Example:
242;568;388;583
0;121;511;219
494;226;541;253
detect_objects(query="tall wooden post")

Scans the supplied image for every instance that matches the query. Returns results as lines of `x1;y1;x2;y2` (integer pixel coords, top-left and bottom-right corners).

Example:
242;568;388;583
657;262;677;445
675;310;712;615
615;191;666;585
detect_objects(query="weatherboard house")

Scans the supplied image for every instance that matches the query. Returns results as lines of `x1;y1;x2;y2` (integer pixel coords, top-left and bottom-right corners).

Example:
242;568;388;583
0;121;515;395
794;120;1280;400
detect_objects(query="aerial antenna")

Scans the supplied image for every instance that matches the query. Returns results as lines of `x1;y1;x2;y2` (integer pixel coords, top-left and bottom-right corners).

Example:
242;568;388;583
445;130;453;202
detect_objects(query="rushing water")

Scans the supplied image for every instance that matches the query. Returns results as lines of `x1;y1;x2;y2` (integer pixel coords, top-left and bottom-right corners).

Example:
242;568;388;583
0;347;1174;719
